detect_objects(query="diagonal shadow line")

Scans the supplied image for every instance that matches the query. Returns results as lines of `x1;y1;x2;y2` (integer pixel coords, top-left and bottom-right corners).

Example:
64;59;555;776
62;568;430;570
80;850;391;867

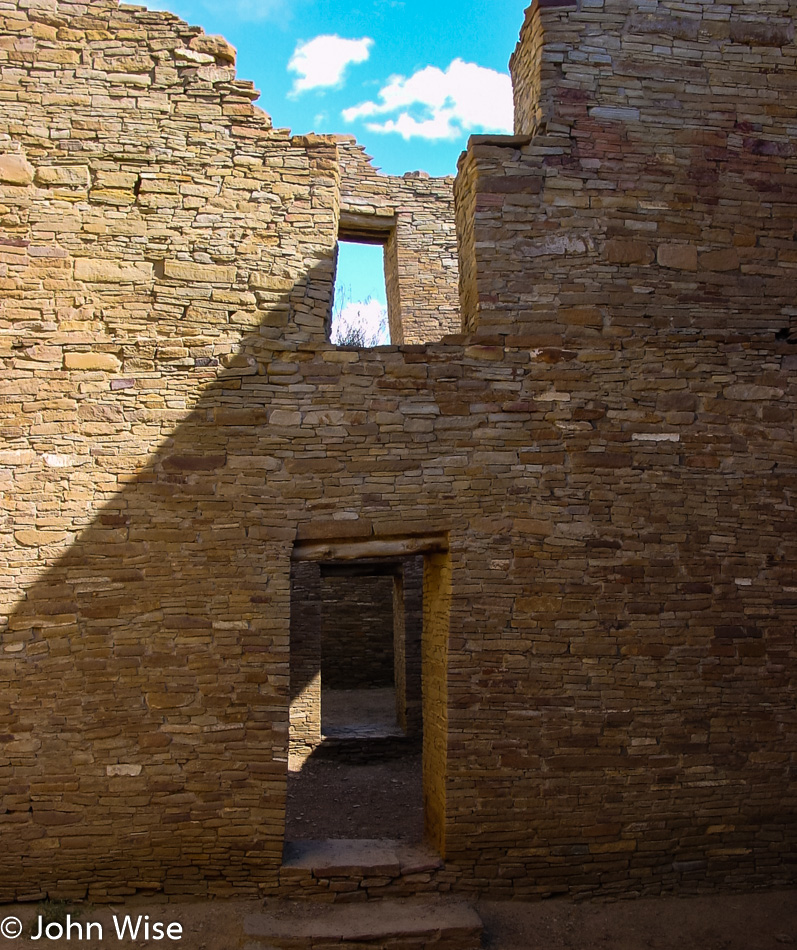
1;265;347;895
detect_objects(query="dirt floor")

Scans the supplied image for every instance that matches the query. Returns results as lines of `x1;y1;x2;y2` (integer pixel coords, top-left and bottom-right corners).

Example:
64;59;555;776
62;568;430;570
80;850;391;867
285;750;424;840
2;889;795;950
479;889;797;949
287;685;424;840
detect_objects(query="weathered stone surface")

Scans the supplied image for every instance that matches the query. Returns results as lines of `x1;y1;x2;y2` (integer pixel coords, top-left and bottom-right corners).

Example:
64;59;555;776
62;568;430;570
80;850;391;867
700;248;740;272
106;764;142;777
163;260;236;283
174;47;215;65
35;165;91;188
0;152;34;185
724;384;784;402
63;352;121;372
605;239;653;265
161;454;227;472
74;259;153;283
249;273;294;292
730;18;794;48
245;894;481;944
657;244;698;271
189;34;236;64
14;529;67;547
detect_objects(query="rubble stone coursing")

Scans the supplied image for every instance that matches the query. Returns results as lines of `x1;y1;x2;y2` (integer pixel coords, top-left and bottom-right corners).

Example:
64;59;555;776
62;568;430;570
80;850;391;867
0;0;795;903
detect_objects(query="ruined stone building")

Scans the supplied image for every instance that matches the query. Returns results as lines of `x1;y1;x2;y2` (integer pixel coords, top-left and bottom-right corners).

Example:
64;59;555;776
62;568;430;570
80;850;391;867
0;0;795;903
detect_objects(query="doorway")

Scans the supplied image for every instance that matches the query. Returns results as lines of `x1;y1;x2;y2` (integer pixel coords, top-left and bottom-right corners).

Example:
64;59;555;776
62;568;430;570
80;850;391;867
286;535;449;854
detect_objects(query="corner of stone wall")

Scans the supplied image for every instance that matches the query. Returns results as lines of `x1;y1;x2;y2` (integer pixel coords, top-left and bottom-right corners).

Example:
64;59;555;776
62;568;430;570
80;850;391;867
454;134;541;338
509;0;586;136
457;0;797;341
456;0;588;338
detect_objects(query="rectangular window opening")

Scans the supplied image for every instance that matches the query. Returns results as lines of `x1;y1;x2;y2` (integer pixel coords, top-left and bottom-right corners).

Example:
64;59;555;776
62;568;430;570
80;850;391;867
330;236;390;348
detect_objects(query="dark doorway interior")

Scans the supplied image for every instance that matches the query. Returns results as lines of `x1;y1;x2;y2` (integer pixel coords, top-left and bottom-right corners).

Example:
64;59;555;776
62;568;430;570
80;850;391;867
320;567;399;738
286;556;424;841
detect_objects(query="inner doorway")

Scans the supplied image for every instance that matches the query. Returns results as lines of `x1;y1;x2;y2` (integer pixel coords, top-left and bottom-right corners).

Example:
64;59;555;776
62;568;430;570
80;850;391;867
286;535;449;854
320;558;420;744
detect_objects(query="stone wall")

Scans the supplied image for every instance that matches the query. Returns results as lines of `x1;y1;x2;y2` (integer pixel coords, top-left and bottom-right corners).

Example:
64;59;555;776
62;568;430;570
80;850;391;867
395;555;423;735
456;0;797;340
3;328;794;900
337;139;460;343
321;573;395;690
0;0;339;350
289;562;322;762
0;0;795;905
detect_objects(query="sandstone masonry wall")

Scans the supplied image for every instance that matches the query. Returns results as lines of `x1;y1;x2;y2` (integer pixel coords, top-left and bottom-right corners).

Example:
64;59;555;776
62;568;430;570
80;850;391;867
289;562;322;762
321;573;395;690
0;0;340;349
0;0;794;905
395;555;423;736
456;0;797;340
3;328;794;900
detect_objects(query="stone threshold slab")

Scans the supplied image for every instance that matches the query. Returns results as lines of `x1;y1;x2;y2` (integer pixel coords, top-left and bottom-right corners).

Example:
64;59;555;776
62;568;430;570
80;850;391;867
282;838;443;877
321;725;407;738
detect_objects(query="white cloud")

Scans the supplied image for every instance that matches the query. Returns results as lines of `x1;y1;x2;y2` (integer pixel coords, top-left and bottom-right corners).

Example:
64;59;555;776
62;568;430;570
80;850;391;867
289;35;374;95
331;299;389;347
342;58;514;140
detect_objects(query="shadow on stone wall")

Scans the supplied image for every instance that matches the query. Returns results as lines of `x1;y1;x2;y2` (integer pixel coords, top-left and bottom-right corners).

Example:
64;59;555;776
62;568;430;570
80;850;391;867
1;266;345;899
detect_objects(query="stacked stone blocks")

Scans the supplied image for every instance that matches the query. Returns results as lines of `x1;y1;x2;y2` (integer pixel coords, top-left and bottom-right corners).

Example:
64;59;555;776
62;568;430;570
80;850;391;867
0;0;794;905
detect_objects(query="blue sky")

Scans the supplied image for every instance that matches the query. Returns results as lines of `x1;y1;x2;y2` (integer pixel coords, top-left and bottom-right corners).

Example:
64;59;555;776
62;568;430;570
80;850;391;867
147;0;530;338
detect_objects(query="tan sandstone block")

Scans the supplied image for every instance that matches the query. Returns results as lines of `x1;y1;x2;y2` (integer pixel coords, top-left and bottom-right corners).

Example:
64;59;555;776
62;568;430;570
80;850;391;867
249;273;294;291
106;764;142;777
605;239;653;265
0;153;34;185
35;165;91;188
724;384;784;401
163;260;236;283
64;352;121;372
699;248;739;272
36;48;80;65
74;259;153;283
730;19;794;47
174;47;215;66
657;244;698;271
15;529;67;547
589;839;638;854
189;34;236;64
197;66;235;84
